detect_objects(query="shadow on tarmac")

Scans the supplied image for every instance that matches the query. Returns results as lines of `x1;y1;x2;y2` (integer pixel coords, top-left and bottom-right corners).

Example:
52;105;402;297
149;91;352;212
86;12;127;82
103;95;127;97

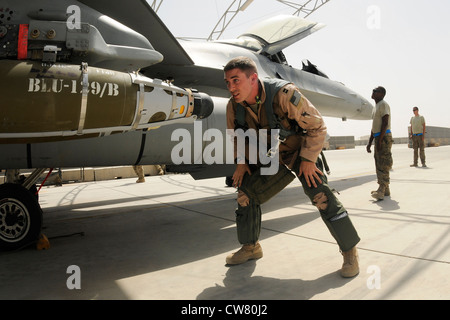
197;260;356;300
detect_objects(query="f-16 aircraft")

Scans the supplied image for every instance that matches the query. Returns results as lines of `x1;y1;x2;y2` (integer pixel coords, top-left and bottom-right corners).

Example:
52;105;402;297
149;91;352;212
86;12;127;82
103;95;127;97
0;0;372;250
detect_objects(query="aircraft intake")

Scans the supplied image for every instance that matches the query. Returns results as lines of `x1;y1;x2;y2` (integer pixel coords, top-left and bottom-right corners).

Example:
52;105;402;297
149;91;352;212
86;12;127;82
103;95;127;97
0;60;213;144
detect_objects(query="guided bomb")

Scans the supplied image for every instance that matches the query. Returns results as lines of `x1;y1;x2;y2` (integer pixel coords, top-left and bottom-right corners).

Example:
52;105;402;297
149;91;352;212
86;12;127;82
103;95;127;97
0;60;213;144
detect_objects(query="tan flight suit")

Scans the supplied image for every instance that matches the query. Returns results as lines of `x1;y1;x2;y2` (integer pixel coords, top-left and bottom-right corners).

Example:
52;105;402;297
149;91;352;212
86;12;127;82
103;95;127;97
226;80;360;252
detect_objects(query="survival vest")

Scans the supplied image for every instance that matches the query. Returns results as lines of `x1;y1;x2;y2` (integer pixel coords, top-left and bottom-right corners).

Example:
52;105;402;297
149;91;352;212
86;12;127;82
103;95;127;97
234;78;299;141
234;78;330;174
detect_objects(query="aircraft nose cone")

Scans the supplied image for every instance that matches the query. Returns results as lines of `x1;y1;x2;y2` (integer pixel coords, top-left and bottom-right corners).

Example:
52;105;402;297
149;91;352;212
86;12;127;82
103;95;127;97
361;97;374;119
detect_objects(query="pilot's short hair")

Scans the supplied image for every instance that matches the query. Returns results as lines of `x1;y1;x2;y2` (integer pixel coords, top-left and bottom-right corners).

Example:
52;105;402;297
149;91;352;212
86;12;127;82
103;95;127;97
224;56;258;77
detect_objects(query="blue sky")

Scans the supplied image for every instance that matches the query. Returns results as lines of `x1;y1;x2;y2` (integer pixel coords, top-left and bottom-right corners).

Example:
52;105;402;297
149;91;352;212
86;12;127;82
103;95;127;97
154;0;450;139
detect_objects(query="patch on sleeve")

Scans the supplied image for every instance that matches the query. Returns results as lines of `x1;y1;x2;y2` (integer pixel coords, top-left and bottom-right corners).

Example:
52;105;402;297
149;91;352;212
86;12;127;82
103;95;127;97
290;90;302;106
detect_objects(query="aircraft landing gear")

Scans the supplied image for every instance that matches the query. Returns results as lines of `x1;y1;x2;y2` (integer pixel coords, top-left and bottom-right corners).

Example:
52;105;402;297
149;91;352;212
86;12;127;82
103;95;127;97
0;168;46;251
0;183;43;251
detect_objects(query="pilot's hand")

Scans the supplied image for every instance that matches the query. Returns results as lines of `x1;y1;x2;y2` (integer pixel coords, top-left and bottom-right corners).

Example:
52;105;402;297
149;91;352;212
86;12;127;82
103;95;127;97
366;144;372;153
232;163;251;188
298;160;323;188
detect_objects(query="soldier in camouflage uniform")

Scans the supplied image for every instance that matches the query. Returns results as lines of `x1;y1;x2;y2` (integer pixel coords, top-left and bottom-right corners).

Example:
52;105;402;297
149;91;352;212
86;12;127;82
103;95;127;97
409;107;426;167
367;86;393;200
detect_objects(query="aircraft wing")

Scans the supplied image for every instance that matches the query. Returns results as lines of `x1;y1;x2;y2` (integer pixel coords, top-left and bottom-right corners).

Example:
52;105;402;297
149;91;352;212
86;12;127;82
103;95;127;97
78;0;193;66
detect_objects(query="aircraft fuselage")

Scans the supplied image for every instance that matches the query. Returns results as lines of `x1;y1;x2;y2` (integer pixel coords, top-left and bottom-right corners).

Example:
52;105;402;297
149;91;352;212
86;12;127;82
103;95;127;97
145;39;373;121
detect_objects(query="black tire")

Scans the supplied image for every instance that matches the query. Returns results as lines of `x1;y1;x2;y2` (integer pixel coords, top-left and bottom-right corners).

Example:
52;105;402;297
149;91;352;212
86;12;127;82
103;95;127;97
0;183;43;251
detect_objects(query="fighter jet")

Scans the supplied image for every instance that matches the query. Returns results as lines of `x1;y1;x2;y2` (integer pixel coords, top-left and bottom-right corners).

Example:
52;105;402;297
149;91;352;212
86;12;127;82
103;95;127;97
0;0;372;250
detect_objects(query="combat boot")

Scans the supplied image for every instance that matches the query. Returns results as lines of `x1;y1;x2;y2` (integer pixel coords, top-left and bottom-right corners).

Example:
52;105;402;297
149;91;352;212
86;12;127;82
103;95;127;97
340;246;359;278
226;242;263;265
371;185;385;200
372;185;390;196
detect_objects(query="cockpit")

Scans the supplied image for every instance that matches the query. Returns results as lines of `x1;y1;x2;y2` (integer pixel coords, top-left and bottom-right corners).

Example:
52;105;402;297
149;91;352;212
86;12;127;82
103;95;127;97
215;14;327;77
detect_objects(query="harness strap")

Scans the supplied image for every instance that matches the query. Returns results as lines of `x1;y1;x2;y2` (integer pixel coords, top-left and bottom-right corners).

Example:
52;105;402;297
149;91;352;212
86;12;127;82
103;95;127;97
77;62;89;135
235;78;297;141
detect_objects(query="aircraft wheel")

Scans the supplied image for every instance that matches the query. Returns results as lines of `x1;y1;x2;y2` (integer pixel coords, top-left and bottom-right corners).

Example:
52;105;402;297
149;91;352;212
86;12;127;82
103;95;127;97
0;183;43;251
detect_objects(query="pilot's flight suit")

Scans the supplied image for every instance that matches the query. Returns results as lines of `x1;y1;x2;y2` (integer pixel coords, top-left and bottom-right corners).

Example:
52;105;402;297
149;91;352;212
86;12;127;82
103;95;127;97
226;79;360;253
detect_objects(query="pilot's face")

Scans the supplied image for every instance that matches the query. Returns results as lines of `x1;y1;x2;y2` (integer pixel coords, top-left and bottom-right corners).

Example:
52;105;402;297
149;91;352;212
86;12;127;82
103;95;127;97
224;68;257;104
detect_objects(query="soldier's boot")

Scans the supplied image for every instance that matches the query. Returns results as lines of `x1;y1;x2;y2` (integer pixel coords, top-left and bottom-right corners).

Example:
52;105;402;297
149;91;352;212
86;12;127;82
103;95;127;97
340;246;359;278
226;242;263;265
371;185;386;200
372;185;390;196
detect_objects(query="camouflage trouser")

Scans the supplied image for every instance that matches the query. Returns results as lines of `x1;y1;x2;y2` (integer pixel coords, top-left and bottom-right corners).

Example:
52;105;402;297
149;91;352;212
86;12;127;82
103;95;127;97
411;135;426;165
374;134;393;188
235;157;360;252
133;165;144;179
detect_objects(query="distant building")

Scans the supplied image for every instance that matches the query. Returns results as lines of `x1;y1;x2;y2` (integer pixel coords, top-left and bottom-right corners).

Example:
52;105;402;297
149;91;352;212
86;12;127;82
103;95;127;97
407;125;450;147
325;136;355;150
354;125;450;147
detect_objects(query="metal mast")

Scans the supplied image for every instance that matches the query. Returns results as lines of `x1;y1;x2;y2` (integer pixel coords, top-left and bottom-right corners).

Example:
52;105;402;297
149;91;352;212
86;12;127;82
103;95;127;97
207;0;254;41
207;0;331;40
150;0;164;12
277;0;331;17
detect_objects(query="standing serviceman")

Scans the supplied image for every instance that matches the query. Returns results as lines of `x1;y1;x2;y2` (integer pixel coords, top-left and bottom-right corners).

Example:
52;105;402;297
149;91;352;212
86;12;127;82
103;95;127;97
367;86;393;200
409;107;426;167
224;56;360;278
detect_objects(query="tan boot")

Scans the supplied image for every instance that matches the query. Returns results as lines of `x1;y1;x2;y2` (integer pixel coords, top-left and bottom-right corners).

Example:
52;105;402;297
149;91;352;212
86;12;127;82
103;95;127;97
373;186;390;196
226;242;263;265
340;246;359;278
371;185;385;200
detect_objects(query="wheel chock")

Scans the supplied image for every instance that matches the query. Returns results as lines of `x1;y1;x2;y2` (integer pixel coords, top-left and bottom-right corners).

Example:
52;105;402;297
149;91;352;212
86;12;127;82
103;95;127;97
36;234;50;250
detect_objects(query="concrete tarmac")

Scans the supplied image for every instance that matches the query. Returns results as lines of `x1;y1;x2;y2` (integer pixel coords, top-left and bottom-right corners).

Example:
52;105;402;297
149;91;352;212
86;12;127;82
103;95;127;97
1;144;449;301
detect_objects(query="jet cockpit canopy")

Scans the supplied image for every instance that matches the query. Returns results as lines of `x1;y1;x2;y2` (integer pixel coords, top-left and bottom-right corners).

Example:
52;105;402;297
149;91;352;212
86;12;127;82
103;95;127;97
218;15;324;55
